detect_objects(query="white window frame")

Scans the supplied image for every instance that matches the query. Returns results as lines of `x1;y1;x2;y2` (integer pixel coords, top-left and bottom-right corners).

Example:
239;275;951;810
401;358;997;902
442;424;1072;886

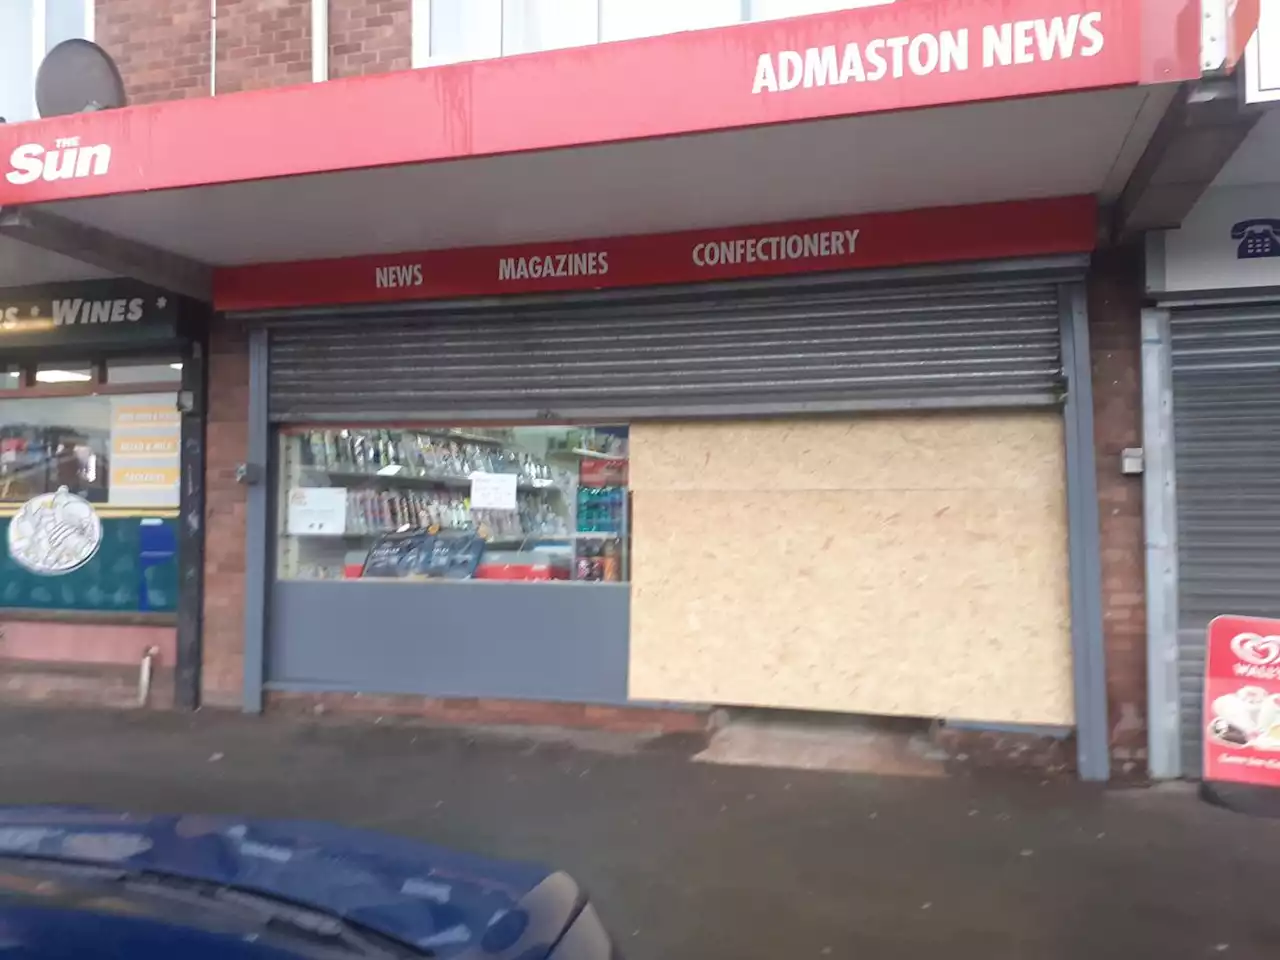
15;0;96;119
410;2;894;69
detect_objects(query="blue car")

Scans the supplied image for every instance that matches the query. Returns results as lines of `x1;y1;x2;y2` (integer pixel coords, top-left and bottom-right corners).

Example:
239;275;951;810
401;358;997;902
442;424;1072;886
0;808;616;959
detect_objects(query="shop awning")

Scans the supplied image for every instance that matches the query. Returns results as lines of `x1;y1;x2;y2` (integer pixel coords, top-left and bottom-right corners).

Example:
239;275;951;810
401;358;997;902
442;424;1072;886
0;0;1220;302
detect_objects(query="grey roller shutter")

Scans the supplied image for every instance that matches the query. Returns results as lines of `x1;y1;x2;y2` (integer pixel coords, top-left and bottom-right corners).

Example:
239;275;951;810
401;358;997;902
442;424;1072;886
262;274;1066;422
1171;301;1280;777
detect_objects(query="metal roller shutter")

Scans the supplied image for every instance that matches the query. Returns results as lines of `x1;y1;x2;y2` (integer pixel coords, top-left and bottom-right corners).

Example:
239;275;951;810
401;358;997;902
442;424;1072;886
1171;301;1280;777
261;275;1066;422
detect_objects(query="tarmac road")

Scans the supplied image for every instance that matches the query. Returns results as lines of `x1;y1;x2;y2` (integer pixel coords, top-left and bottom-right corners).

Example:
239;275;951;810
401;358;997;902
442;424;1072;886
0;706;1275;960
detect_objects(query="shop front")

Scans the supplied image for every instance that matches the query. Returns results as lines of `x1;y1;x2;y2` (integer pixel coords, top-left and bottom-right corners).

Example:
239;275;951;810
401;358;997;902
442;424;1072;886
1144;111;1280;778
0;0;1240;779
0;278;206;707
211;196;1100;744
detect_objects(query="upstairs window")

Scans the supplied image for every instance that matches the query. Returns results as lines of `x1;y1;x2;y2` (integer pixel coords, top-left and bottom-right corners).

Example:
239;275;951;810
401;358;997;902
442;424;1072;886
0;0;94;124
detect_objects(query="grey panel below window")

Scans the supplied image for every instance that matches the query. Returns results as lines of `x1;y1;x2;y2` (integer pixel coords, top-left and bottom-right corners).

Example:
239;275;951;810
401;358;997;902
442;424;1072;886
267;579;630;704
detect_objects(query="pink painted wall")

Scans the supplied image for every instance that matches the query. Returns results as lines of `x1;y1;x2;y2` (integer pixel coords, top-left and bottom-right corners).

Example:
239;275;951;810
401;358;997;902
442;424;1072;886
0;622;176;666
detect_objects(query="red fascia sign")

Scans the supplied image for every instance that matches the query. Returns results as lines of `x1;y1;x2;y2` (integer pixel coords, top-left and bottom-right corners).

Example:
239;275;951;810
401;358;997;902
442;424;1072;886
0;0;1199;207
213;196;1097;311
1204;615;1280;789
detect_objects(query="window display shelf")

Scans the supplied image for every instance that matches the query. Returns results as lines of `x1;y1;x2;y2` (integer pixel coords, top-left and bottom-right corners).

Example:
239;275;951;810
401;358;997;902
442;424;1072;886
279;425;629;583
304;466;559;495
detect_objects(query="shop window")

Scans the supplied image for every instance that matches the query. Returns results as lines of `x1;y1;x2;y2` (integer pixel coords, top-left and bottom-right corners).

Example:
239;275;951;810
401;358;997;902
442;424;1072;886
277;425;629;584
0;367;19;391
0;394;180;507
107;357;184;385
34;362;93;385
0;0;93;124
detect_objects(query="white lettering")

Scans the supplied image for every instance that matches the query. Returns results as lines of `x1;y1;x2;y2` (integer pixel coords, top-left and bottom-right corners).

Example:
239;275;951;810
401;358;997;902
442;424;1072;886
885;35;909;78
1035;15;1080;61
804;45;840;88
497;251;608;281
941;29;968;72
1;307;18;330
51;299;81;326
1014;20;1036;64
983;23;1012;67
89;301;111;324
126;298;144;321
752;53;778;94
5;142;111;186
908;33;939;76
1079;12;1104;56
5;145;44;186
778;50;804;90
865;39;888;81
74;143;111;178
845;229;860;253
692;244;706;266
839;42;866;83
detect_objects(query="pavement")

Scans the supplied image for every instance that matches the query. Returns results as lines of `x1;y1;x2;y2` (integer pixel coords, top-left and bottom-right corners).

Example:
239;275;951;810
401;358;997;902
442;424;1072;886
0;706;1276;959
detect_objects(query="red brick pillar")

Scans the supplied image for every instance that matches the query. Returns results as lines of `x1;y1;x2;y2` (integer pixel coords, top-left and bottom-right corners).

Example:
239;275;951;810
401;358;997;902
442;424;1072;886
1088;245;1149;777
201;320;250;707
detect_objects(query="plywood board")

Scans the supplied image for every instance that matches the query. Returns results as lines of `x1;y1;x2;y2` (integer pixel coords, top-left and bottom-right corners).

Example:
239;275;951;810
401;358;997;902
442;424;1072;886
628;413;1073;725
630;414;1065;493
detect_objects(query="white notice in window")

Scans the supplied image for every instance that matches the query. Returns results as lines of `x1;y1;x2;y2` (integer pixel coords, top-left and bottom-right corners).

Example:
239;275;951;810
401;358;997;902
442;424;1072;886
469;472;518;511
287;487;348;535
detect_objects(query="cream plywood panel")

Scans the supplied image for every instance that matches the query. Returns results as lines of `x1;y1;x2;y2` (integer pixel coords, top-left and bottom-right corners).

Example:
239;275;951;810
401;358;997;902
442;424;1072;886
630;415;1065;493
628;413;1073;725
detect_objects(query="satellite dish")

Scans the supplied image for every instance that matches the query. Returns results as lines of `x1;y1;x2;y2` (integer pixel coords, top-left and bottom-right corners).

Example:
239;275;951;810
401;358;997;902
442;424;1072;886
36;39;127;118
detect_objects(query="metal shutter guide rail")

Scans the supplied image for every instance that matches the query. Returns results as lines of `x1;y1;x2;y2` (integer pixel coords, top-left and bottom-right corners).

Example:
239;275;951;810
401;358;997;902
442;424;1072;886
259;273;1069;423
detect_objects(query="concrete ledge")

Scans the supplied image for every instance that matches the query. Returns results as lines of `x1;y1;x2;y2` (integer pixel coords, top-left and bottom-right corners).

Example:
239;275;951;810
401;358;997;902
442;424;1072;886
264;690;710;735
0;659;174;711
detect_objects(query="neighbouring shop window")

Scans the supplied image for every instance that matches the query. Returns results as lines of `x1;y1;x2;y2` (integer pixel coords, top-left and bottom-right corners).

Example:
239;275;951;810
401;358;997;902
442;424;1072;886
0;392;181;613
0;367;18;391
34;362;92;385
278;426;629;583
0;394;180;507
107;357;184;384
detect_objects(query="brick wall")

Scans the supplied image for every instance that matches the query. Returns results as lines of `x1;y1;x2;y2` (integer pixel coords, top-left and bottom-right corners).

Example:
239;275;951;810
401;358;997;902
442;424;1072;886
1088;244;1149;778
329;0;412;79
97;0;211;104
215;0;312;94
202;320;250;708
98;1;413;104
